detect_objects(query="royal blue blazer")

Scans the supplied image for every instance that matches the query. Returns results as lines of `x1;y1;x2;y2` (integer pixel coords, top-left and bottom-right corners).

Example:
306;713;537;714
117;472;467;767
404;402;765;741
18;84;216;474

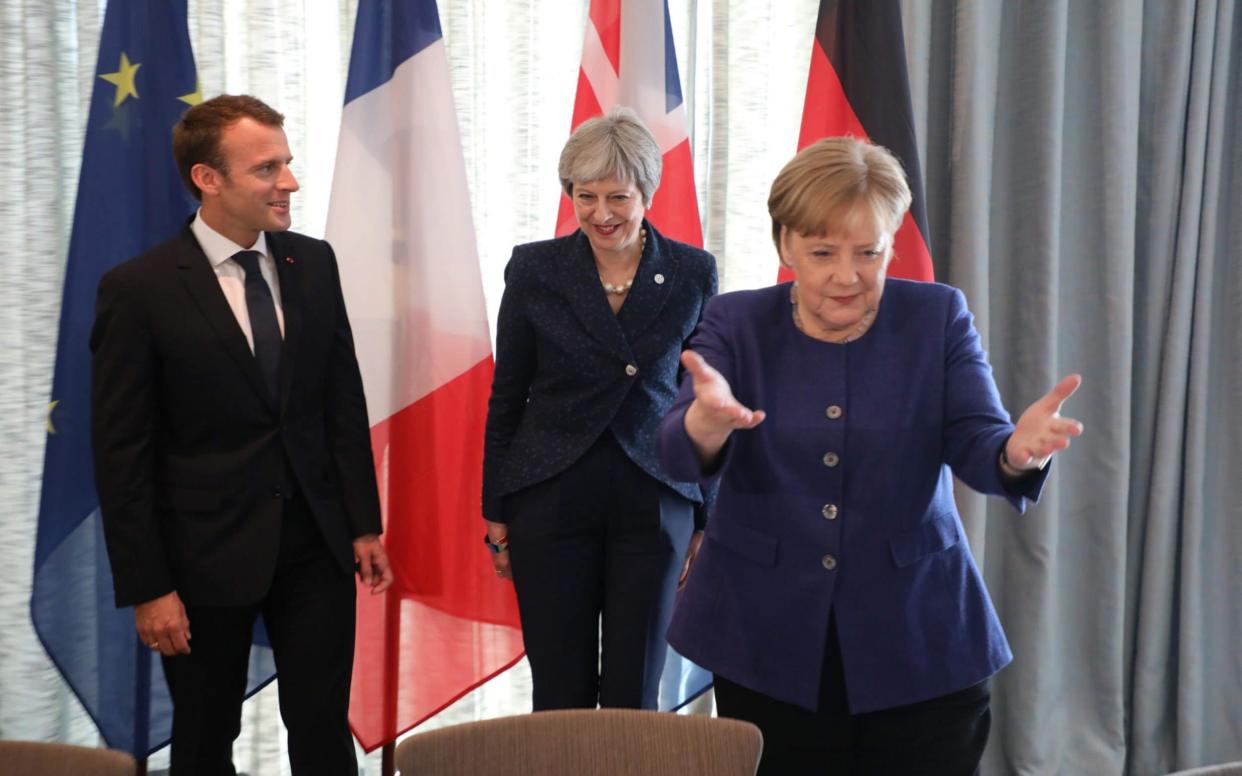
659;279;1049;713
483;222;717;524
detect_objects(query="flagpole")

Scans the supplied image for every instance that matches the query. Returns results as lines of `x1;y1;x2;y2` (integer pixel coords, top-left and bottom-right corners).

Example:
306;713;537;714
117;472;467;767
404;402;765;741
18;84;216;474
134;640;151;775
382;585;400;776
382;742;395;776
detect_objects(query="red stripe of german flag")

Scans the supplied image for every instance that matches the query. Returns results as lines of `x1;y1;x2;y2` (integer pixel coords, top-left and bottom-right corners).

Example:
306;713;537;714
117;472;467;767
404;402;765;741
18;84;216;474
780;0;933;283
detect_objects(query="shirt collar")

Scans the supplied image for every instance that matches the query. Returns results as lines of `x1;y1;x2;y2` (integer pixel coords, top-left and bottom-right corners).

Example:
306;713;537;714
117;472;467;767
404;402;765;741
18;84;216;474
191;210;270;269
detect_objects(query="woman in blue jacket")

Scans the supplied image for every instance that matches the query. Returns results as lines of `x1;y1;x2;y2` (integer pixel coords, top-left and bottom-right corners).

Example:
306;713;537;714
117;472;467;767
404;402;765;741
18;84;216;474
482;108;717;710
659;137;1083;774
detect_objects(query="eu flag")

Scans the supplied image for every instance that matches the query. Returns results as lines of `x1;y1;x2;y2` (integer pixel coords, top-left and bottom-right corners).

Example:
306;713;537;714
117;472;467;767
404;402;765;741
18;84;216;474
30;0;271;756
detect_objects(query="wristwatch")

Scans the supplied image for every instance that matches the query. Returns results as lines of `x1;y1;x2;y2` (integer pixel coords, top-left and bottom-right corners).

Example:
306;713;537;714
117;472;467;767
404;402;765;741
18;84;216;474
483;533;509;554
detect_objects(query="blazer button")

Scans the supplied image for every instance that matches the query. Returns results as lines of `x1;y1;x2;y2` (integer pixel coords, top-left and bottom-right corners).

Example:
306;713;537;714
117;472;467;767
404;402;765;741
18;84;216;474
654;273;665;285
821;503;838;520
822;451;840;467
821;554;838;570
825;405;843;419
625;364;638;376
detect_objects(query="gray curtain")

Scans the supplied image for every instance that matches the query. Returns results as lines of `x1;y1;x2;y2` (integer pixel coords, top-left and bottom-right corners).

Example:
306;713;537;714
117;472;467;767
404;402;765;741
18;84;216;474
903;1;1242;773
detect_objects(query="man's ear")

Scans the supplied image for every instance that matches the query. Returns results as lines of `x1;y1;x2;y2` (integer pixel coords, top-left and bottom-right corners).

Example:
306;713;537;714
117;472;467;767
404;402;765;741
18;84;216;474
190;163;222;198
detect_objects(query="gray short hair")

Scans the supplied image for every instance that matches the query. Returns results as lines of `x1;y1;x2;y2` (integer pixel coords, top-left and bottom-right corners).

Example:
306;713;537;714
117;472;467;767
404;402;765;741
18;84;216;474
558;107;662;206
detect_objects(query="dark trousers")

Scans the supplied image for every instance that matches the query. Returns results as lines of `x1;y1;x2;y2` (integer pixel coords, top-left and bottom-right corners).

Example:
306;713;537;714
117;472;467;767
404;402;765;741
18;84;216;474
160;492;357;776
714;617;991;776
505;432;694;710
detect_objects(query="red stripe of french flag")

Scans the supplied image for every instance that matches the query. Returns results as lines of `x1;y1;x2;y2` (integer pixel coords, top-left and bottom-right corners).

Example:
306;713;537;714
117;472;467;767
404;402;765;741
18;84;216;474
326;1;523;751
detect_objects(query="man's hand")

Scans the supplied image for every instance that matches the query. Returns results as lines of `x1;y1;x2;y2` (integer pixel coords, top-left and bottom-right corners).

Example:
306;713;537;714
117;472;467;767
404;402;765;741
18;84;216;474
353;534;393;594
135;591;191;656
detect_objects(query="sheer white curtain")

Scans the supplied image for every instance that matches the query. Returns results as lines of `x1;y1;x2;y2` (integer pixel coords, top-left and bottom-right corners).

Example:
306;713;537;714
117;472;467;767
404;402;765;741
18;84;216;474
0;1;817;773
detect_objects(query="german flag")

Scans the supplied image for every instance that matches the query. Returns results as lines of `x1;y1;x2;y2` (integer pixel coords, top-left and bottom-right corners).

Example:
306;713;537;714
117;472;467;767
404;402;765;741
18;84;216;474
780;0;933;282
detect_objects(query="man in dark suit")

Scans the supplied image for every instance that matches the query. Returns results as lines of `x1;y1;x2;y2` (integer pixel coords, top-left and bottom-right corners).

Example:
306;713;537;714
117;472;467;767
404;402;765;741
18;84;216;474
91;94;391;775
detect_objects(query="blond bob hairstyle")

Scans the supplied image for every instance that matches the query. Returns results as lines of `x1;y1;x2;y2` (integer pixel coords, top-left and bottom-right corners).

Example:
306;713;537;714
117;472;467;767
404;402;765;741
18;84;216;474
558;106;662;206
768;136;912;255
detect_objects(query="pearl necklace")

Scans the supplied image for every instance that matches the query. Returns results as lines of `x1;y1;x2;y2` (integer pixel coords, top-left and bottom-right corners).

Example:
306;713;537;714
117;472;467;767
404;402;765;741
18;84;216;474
790;282;876;343
599;228;646;295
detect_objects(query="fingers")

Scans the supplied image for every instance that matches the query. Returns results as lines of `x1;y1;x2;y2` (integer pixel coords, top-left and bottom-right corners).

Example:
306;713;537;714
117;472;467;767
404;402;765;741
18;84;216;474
1042;373;1082;412
356;551;375;588
678;531;704;590
167;627;192;656
1053;416;1085;437
136;592;191;656
370;550;394;594
144;622;190;656
493;554;512;582
681;350;716;383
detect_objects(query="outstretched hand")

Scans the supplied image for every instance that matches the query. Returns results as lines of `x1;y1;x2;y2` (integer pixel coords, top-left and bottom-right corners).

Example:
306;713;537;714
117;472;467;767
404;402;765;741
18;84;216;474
682;350;764;465
1005;374;1084;470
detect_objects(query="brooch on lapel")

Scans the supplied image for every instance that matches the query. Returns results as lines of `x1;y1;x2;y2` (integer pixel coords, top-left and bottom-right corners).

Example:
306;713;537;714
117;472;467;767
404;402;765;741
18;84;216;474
285;256;295;264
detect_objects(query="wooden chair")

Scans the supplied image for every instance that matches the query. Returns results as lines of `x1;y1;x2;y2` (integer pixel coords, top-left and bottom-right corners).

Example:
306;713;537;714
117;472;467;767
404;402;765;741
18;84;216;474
0;740;136;776
394;708;762;776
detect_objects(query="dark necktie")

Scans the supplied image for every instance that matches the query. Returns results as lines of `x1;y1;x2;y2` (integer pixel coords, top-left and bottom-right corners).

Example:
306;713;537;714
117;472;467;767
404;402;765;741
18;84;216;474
232;250;282;401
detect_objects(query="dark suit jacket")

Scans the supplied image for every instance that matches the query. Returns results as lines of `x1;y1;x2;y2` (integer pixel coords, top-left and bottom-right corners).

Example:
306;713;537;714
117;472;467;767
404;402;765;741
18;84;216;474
482;222;717;525
91;225;381;608
660;280;1050;713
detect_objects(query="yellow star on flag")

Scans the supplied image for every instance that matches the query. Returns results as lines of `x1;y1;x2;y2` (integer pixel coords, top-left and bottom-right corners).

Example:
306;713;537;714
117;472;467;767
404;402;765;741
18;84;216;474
178;77;203;106
46;400;59;434
99;52;141;107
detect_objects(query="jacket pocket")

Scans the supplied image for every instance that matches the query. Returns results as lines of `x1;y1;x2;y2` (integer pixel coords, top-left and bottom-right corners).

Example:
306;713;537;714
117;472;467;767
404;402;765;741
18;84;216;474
889;511;962;568
707;517;779;567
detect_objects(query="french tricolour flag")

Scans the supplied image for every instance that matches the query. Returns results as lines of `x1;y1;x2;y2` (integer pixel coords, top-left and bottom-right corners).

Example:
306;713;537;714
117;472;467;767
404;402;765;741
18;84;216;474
559;0;712;711
326;0;523;751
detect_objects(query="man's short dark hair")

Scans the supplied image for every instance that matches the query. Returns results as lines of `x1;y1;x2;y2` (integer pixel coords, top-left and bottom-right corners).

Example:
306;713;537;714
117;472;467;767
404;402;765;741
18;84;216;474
172;94;285;201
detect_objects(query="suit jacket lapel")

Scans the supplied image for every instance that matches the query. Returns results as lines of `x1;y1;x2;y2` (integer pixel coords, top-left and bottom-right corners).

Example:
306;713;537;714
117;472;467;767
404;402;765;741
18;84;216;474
175;227;275;409
268;232;302;416
616;222;679;343
555;231;633;359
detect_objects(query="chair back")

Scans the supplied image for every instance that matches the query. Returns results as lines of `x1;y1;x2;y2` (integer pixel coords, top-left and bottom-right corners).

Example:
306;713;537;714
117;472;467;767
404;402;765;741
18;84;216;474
1166;764;1242;775
0;740;136;776
395;708;762;776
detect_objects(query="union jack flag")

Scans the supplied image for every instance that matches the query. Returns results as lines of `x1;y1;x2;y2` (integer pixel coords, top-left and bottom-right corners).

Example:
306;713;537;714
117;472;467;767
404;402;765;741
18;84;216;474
556;0;704;248
557;0;712;711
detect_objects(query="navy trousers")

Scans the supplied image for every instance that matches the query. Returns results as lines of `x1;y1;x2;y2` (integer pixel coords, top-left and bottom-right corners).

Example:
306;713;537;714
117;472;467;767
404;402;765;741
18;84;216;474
160;492;357;776
505;432;694;710
715;615;991;776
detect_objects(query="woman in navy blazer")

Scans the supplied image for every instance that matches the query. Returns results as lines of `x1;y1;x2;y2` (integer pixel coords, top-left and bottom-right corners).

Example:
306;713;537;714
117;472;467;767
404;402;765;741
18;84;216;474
659;138;1083;774
482;108;717;710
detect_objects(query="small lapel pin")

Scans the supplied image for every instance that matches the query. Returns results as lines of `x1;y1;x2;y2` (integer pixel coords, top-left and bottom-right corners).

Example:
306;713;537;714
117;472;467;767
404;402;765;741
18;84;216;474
285;256;295;264
654;273;665;285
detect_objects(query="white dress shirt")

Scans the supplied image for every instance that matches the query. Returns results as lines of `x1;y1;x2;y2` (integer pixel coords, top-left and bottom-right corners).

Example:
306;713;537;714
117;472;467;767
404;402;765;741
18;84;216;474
190;210;285;354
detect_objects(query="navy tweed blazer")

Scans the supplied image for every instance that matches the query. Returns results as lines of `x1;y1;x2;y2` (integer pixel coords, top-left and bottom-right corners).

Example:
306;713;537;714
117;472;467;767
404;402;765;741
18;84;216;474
482;222;717;524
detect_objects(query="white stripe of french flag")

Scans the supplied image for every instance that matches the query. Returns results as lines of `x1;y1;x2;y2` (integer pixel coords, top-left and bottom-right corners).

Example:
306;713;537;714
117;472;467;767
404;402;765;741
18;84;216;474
326;0;523;751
